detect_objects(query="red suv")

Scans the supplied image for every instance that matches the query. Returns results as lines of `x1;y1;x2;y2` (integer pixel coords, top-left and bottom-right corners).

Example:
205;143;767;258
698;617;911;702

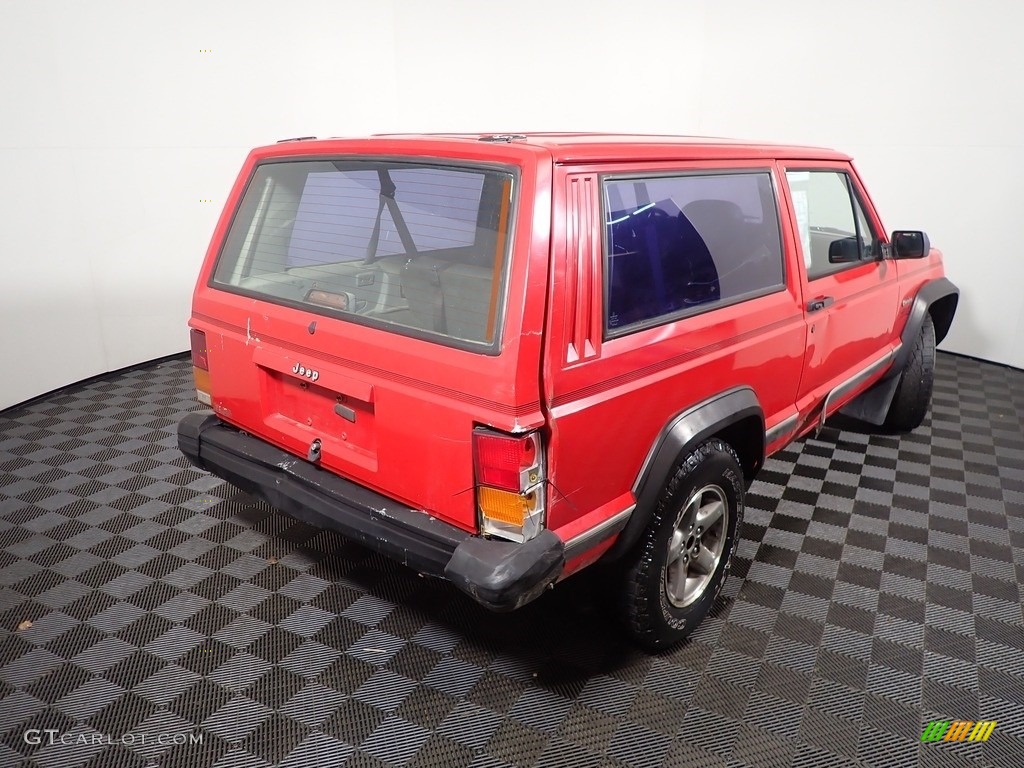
178;133;958;649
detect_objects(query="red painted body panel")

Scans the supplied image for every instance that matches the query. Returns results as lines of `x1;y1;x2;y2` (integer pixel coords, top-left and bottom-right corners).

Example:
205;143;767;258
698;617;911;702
191;139;552;533
544;161;806;554
187;133;950;572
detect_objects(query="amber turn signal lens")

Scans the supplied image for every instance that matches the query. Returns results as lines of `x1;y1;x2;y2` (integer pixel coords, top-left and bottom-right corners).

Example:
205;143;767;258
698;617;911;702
477;486;530;526
193;367;212;406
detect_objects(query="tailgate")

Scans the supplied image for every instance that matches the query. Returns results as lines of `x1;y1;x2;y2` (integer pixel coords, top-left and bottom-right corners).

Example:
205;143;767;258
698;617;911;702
189;152;547;533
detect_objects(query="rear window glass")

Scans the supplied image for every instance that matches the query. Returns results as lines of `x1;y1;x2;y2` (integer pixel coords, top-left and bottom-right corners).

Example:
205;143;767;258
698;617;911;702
603;172;784;333
212;160;515;348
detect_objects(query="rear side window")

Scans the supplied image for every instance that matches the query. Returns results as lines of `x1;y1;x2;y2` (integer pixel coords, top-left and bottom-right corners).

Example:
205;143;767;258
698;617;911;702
212;160;515;348
603;172;784;334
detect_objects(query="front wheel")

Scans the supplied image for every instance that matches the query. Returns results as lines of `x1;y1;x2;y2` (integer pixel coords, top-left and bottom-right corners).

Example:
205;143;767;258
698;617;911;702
883;313;936;432
619;439;744;651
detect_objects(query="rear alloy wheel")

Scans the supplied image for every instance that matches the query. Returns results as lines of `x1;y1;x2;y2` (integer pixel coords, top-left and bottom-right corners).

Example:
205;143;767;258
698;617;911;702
664;485;729;608
620;439;743;650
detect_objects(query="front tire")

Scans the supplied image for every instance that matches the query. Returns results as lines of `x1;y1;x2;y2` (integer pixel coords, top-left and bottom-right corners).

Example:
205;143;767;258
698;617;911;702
619;439;744;651
883;313;936;432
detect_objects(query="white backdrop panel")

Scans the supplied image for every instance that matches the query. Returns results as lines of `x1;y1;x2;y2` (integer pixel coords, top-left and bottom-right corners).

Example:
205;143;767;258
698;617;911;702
1;0;1021;410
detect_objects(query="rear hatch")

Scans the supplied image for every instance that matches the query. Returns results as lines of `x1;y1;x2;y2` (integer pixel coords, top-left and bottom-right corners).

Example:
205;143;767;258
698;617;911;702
190;139;548;533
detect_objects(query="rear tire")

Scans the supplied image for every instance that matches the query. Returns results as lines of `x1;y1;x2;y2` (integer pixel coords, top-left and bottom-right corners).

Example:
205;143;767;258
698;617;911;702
618;439;744;651
883;313;936;432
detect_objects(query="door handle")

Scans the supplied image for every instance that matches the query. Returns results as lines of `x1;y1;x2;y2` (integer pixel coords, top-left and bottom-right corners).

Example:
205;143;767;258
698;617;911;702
807;296;834;312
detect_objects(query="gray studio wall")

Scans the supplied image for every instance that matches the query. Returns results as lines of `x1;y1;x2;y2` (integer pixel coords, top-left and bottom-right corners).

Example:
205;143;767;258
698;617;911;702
1;0;1022;410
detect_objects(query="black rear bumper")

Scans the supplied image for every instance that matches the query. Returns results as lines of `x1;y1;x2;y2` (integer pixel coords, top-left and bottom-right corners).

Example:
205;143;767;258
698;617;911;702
177;414;563;611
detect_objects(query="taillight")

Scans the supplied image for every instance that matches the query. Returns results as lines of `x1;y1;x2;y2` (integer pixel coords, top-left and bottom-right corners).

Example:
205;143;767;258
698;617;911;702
190;329;209;370
473;432;537;491
190;329;212;406
473;429;545;542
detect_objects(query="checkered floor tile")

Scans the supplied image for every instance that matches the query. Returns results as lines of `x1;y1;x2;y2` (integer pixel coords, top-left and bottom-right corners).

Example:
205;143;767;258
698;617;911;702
0;352;1022;768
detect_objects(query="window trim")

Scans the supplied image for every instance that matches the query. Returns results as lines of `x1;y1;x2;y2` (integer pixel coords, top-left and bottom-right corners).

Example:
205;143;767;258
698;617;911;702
208;155;520;356
784;168;884;283
598;168;788;340
850;186;881;261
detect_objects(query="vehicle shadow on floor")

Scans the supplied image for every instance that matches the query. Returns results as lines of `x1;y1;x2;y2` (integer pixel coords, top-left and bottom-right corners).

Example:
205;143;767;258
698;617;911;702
219;486;735;689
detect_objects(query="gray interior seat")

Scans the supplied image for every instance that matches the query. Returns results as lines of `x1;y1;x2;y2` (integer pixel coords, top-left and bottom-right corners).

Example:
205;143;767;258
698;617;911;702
402;259;450;333
683;199;779;297
375;254;495;341
440;264;494;342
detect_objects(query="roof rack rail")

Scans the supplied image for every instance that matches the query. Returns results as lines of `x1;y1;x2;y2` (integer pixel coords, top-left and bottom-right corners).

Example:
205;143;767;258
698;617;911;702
479;134;526;143
276;136;317;143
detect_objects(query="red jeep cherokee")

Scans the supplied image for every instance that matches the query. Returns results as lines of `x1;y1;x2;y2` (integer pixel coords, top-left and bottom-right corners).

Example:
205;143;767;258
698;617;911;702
179;133;958;649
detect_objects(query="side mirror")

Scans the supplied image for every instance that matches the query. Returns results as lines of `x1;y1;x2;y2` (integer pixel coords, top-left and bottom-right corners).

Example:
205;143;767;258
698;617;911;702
891;230;931;259
828;236;861;263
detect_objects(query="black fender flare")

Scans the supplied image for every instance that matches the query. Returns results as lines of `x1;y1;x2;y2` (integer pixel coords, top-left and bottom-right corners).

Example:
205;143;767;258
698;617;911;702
604;386;764;560
891;276;959;375
839;276;958;425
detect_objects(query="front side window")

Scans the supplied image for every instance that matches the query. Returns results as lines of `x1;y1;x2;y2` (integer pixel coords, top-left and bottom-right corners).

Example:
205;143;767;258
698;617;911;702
786;170;879;280
603;172;784;334
212;160;515;348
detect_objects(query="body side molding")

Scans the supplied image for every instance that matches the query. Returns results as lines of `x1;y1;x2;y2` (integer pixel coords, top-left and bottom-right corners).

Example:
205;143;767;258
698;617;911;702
765;413;799;446
562;506;634;561
820;348;898;432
